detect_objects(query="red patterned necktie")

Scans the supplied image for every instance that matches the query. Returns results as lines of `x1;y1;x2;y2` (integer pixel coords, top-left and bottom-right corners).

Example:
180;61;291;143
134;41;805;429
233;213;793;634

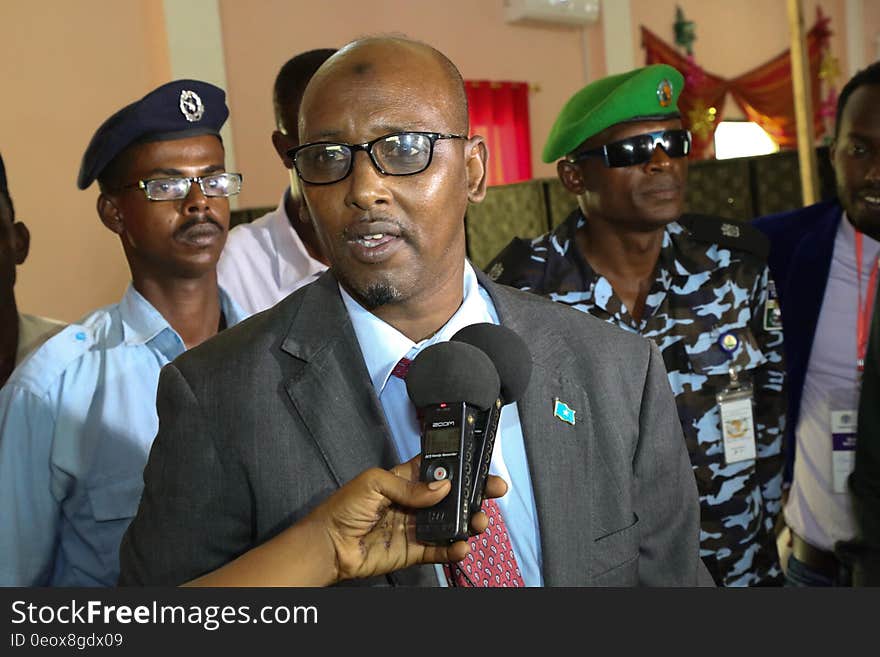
391;356;525;587
444;498;525;587
391;356;412;379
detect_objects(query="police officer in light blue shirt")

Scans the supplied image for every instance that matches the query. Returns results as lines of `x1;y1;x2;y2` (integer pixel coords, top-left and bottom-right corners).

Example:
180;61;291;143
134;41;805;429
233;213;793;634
0;79;247;586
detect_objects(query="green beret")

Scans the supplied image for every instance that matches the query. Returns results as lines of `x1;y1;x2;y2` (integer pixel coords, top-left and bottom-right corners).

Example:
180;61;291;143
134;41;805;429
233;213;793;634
542;64;684;163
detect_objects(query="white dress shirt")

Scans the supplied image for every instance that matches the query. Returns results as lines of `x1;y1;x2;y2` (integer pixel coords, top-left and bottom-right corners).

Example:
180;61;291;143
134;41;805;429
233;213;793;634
218;190;326;315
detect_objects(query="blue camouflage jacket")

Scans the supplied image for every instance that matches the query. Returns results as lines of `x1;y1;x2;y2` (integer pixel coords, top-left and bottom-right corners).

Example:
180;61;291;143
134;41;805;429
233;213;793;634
486;209;786;586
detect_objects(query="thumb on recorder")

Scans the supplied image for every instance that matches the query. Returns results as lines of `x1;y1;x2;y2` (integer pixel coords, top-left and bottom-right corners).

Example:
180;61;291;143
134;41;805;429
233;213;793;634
182;454;508;587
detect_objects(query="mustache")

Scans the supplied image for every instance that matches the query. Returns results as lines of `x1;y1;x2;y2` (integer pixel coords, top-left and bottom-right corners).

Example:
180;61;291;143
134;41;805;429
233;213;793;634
175;215;223;235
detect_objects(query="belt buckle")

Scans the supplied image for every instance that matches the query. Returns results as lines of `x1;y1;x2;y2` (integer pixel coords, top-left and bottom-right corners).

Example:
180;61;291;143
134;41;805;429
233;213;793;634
793;534;838;578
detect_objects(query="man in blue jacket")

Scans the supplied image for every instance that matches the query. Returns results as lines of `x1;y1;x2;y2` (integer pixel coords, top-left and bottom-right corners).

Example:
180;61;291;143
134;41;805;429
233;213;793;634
754;60;880;586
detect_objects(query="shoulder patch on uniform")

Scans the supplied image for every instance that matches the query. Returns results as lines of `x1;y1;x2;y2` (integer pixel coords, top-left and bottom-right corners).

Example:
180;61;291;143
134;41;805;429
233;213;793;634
483;238;534;285
678;214;769;260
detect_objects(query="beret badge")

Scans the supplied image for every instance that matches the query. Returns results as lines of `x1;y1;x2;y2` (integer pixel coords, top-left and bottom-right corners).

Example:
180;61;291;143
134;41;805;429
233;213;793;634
656;79;673;108
179;90;205;122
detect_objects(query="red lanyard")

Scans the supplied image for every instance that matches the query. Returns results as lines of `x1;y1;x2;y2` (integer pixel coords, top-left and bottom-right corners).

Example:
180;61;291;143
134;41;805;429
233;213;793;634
855;231;880;371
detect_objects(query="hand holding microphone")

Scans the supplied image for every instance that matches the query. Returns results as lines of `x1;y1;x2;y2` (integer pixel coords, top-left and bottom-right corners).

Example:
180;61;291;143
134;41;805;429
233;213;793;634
310;453;509;583
183;453;508;586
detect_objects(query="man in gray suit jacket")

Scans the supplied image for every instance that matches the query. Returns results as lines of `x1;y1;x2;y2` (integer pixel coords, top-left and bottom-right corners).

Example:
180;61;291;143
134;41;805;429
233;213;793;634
120;37;708;587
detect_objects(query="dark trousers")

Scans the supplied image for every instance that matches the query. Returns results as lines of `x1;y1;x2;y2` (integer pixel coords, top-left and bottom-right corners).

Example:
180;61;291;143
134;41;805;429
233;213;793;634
785;540;852;587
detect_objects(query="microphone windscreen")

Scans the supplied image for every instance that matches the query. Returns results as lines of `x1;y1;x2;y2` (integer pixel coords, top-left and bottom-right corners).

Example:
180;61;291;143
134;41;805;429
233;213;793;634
451;323;532;403
406;341;500;410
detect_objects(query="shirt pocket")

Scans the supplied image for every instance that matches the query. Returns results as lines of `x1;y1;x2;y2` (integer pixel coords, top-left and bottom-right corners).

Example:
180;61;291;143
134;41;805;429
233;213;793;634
590;513;640;585
87;475;144;522
85;474;145;581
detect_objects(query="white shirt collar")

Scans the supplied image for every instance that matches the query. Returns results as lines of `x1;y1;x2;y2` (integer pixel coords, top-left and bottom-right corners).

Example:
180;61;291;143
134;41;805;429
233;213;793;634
339;262;494;395
272;189;326;289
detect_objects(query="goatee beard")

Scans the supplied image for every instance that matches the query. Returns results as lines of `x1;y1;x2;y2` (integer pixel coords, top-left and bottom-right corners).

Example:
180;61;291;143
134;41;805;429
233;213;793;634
360;282;399;309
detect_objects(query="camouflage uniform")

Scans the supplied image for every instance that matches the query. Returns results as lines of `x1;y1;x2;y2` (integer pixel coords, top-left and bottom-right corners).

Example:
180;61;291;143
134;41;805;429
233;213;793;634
487;209;786;586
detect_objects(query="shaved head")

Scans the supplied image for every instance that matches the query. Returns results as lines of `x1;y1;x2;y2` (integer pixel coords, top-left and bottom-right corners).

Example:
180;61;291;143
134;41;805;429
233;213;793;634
293;35;488;327
300;37;469;139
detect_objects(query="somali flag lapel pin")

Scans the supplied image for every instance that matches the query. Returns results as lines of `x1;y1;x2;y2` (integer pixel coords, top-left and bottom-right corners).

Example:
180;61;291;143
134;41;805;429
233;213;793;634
553;398;576;425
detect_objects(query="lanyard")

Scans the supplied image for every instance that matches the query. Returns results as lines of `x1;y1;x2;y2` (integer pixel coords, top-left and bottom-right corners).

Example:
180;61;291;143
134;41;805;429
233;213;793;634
855;231;880;372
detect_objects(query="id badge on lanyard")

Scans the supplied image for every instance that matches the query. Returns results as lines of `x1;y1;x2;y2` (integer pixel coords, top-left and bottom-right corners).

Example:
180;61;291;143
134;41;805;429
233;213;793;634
715;332;756;464
829;387;858;494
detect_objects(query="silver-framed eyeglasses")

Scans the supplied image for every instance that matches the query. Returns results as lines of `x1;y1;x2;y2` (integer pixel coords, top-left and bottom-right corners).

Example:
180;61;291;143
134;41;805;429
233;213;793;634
121;172;243;201
288;131;468;185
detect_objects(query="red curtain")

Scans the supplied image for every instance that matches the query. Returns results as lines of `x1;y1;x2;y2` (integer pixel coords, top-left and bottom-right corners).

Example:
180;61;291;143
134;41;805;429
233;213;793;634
642;13;831;158
465;81;532;186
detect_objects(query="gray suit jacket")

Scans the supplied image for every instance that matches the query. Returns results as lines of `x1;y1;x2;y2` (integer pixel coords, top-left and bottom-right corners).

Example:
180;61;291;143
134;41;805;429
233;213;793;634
119;269;708;586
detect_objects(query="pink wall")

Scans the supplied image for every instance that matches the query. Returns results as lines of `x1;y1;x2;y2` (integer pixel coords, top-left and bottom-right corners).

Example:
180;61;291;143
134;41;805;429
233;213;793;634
1;0;171;322
217;0;600;208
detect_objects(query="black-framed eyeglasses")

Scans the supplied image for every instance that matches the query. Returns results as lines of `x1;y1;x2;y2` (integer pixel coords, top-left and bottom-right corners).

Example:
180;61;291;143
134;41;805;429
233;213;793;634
288;131;468;185
119;172;243;201
568;129;691;168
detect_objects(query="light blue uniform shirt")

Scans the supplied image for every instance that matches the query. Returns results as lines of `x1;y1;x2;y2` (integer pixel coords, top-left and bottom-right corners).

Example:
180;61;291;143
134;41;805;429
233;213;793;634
340;262;544;586
0;284;246;586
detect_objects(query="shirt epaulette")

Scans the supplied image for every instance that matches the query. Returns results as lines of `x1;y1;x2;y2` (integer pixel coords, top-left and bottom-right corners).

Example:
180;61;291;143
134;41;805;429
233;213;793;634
9;321;101;395
678;213;770;261
484;238;533;286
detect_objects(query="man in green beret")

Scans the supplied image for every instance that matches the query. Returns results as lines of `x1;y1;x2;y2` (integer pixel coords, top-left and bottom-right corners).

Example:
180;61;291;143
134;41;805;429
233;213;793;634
487;63;787;586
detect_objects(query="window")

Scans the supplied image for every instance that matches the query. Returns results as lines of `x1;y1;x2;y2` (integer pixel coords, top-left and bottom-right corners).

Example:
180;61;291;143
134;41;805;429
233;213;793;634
714;121;779;160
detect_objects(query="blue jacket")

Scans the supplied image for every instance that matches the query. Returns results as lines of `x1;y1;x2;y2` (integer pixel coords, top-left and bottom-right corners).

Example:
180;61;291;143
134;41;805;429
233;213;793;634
753;200;844;483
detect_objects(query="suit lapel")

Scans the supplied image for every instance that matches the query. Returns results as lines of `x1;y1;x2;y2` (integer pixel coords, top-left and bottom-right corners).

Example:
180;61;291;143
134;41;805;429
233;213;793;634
483;275;594;586
280;273;436;586
784;207;841;404
281;273;397;486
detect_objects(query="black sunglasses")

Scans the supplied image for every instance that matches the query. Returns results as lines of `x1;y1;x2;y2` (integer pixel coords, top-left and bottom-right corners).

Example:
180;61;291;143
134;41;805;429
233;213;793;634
568;129;691;168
